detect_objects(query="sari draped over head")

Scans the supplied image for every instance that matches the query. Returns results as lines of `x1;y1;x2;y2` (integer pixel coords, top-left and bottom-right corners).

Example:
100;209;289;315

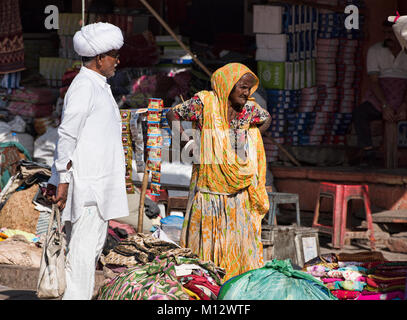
195;63;269;216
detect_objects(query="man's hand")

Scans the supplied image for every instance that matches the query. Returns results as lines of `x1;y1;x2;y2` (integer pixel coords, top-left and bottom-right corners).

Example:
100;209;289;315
44;184;56;202
52;183;69;210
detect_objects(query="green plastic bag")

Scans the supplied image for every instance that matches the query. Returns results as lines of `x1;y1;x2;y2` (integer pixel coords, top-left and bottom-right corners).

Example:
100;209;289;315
218;259;337;300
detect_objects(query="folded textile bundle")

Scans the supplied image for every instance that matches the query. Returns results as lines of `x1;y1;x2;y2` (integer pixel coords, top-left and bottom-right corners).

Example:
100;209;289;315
98;232;225;300
7;101;54;118
303;253;407;300
8;88;59;105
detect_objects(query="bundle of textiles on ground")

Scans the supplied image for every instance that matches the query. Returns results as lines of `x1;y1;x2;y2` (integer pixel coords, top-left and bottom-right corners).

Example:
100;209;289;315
97;233;225;300
303;252;407;300
5;87;58;118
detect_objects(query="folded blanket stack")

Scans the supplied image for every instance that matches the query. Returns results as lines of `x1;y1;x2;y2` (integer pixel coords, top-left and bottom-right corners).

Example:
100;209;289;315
7;87;59;119
303;254;407;300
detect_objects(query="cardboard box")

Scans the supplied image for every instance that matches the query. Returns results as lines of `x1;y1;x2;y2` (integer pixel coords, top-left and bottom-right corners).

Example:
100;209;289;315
257;61;286;89
253;5;284;34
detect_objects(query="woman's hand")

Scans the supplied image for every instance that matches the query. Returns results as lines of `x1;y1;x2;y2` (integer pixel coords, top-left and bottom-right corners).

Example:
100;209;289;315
258;114;272;133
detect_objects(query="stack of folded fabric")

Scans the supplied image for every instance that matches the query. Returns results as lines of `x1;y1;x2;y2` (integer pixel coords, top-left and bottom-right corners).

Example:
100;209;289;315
7;87;59;118
359;262;407;300
120;108;136;194
98;233;225;300
303;253;407;300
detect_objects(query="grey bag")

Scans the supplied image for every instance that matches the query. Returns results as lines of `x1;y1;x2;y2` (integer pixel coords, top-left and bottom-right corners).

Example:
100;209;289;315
36;204;66;299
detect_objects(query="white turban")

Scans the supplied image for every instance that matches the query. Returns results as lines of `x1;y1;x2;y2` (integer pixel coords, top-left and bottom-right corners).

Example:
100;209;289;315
388;15;407;50
73;22;124;57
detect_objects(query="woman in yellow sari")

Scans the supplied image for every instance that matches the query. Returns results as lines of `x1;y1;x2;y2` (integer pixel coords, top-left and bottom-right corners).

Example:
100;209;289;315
166;63;271;281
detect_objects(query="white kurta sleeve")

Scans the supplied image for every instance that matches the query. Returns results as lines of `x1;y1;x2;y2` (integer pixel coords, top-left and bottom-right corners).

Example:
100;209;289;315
366;46;380;75
54;81;94;175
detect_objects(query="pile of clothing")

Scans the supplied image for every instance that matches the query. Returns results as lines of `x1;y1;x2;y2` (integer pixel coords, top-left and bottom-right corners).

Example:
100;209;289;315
6;87;58;118
98;232;225;300
303;252;407;300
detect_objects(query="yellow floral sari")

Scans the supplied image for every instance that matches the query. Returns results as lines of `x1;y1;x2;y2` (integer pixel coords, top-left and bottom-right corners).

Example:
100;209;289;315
178;63;269;281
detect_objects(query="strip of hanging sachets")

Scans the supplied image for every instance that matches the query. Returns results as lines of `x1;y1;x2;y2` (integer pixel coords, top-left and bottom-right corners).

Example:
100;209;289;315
146;98;163;197
120;109;135;194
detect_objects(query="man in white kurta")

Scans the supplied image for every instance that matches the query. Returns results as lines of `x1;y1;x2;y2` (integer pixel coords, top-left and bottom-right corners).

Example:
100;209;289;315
47;22;129;300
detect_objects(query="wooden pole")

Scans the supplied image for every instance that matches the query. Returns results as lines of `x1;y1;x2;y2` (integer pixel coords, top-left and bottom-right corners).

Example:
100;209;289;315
137;165;149;233
266;133;301;167
385;121;398;169
139;0;212;77
82;0;85;26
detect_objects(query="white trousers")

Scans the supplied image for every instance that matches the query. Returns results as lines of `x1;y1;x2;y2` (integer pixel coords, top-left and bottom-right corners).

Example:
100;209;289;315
62;205;108;300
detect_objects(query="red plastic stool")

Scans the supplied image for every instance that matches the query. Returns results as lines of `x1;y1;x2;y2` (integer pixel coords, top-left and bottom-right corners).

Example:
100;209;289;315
312;182;375;250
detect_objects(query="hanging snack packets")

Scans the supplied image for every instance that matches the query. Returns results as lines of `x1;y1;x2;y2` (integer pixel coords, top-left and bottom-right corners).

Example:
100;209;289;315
120;109;132;122
122;134;132;147
147;122;161;135
161;108;172;147
150;182;161;196
147;110;161;123
148;147;162;159
151;171;161;184
146;134;163;148
146;98;164;197
121;122;131;134
146;158;161;172
121;109;135;194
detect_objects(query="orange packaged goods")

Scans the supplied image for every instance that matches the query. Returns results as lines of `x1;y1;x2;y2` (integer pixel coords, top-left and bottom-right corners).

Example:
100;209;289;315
146;98;163;197
150;182;160;196
146;135;162;148
151;171;161;184
148;98;164;109
120;109;132;122
147;110;161;123
147;123;161;135
147;147;161;159
146;159;161;172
